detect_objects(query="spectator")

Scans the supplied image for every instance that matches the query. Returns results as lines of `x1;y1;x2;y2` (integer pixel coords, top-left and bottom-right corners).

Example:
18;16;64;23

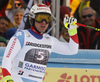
4;8;24;41
5;0;24;25
0;37;8;47
15;0;23;9
13;8;25;28
74;0;90;23
60;5;71;33
78;0;90;18
0;16;10;38
77;7;100;49
78;0;100;21
59;27;69;43
59;5;70;42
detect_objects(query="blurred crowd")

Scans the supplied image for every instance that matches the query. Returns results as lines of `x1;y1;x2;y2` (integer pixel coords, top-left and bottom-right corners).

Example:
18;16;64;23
0;0;100;50
60;0;100;49
0;0;26;47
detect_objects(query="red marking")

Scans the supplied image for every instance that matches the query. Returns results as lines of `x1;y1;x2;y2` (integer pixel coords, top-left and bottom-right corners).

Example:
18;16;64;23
2;68;11;77
37;4;48;7
58;73;72;82
6;38;17;58
70;34;79;44
31;26;43;35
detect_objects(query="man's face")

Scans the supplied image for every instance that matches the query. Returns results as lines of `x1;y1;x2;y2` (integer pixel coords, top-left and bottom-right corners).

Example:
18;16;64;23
14;13;24;26
35;21;49;33
81;9;96;26
0;19;9;33
34;13;51;33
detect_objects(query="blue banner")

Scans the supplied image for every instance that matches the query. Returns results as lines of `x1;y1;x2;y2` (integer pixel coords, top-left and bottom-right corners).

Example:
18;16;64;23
0;47;100;69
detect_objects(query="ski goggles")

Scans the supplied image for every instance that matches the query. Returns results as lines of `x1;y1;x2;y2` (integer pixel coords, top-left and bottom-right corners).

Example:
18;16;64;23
35;14;51;23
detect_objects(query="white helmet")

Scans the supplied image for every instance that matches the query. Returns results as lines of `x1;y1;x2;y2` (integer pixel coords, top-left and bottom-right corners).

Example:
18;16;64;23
28;4;56;34
29;4;52;19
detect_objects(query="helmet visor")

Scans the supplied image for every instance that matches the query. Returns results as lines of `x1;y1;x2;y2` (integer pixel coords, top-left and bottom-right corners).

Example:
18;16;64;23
35;14;51;23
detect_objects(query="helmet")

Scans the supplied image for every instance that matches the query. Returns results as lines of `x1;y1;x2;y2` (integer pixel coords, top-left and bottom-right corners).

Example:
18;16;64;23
28;4;56;34
29;4;52;19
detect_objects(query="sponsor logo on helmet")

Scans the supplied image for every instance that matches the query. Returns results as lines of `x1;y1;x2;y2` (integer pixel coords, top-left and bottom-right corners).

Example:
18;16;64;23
37;8;50;11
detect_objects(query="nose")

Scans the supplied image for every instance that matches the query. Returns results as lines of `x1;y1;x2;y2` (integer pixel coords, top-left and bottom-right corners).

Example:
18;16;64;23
15;4;19;8
85;16;90;19
41;20;47;24
18;15;21;18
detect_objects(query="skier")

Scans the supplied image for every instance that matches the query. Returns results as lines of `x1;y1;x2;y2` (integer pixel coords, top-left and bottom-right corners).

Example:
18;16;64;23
2;4;78;82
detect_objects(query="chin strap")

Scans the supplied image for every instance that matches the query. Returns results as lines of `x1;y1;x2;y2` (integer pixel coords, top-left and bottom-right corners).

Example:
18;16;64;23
30;26;43;35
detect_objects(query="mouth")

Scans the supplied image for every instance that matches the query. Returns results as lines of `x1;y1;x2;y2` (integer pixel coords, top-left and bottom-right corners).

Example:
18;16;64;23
41;26;46;28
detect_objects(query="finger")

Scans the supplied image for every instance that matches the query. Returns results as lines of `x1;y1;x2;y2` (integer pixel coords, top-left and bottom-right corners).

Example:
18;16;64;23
72;19;77;25
71;18;75;22
68;24;70;28
66;16;69;22
65;22;69;28
68;17;74;24
72;21;77;25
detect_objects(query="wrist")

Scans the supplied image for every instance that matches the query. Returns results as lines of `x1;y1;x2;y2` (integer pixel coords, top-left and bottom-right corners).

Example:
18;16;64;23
68;28;77;36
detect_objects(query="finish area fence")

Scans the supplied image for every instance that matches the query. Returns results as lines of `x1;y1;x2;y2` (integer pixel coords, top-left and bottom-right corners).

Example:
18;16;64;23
1;47;100;68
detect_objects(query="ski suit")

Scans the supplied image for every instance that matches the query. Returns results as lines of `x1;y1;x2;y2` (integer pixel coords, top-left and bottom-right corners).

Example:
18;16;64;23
2;28;78;82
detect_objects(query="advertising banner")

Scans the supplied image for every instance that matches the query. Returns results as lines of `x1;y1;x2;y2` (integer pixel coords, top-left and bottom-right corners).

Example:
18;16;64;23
0;67;100;82
0;66;3;82
43;68;100;82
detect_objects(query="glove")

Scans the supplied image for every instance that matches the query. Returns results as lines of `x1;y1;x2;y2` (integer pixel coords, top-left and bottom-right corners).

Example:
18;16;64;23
3;76;14;82
64;16;78;36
